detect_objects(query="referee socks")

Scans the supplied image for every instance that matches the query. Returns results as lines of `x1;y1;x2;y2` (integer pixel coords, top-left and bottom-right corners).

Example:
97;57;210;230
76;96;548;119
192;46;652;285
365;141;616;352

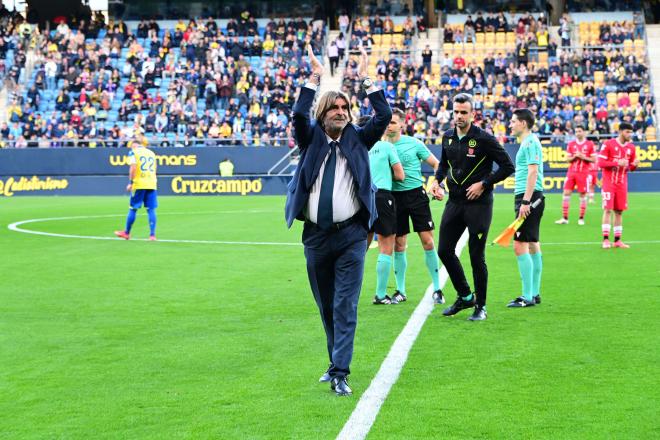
376;254;393;299
530;252;543;298
394;251;407;294
517;253;534;302
424;249;441;292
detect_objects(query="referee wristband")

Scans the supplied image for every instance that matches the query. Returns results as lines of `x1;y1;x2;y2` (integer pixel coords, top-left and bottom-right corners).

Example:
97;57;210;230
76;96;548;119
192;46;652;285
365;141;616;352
521;199;531;205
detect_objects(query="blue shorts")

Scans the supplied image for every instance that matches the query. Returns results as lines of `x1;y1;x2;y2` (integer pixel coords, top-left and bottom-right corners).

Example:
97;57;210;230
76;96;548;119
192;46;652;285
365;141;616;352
130;189;158;209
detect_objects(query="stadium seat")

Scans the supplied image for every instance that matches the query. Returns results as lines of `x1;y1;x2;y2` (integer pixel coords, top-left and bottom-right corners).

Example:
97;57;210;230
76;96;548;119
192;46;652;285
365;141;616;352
630;92;640;106
606;92;617;107
645;126;656;140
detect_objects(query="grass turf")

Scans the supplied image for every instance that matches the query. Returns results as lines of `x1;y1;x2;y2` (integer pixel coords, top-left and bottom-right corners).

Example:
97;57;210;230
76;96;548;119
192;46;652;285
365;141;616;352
0;194;658;439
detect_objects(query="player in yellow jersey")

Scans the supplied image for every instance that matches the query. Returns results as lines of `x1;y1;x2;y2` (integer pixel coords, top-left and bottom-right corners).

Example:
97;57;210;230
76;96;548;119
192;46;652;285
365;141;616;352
114;139;158;240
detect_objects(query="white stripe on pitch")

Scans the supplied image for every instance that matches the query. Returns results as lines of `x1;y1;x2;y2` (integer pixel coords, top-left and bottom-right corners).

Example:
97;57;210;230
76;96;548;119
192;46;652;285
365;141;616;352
336;230;470;440
7;212;299;246
7;215;660;247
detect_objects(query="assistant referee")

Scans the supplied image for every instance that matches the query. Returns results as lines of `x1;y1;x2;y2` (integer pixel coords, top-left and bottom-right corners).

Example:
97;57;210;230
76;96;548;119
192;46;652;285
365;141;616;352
430;93;514;321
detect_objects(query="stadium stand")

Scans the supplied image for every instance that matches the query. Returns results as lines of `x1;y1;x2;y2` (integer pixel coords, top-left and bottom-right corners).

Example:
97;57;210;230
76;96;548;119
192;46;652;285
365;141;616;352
339;11;656;145
0;9;656;148
0;12;28;95
1;12;325;147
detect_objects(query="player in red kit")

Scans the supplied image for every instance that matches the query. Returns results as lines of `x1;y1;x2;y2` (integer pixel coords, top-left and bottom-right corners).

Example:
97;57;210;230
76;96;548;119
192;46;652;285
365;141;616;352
555;126;596;225
597;122;639;249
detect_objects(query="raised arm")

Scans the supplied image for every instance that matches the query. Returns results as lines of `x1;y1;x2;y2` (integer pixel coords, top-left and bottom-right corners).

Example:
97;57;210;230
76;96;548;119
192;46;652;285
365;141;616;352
292;43;324;151
359;91;392;148
356;47;392;147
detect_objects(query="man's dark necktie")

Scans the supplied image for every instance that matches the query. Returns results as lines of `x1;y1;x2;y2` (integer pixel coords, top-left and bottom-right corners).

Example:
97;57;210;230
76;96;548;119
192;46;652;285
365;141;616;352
317;141;338;229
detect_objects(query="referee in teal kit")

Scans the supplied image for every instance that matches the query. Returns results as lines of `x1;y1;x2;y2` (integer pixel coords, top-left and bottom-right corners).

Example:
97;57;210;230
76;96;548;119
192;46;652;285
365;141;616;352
430;93;514;321
358;116;405;305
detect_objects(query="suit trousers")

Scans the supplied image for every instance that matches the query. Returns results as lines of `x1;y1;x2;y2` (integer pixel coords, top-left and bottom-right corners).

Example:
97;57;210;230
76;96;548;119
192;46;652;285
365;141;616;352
303;221;367;378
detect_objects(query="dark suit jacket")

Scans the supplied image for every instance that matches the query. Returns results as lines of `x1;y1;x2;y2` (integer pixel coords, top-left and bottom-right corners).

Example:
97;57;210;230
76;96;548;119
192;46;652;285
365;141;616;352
285;87;392;229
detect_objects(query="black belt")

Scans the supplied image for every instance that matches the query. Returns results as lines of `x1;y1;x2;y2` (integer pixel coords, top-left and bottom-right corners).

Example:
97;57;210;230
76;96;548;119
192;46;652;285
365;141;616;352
305;213;361;231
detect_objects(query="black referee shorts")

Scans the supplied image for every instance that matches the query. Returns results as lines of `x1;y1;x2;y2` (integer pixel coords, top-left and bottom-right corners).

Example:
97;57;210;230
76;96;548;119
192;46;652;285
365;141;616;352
370;189;397;236
514;191;545;243
393;186;434;236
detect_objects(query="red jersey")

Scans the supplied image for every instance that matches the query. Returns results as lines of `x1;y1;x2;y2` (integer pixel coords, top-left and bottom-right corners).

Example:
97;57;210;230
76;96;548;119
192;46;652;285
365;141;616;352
566;139;596;173
597;138;637;186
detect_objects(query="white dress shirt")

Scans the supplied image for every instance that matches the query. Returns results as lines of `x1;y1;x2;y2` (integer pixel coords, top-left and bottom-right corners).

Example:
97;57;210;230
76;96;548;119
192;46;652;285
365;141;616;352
306;133;361;224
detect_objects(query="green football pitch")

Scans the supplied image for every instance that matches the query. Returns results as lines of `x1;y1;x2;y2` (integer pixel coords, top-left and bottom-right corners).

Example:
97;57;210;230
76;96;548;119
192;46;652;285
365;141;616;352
1;194;658;439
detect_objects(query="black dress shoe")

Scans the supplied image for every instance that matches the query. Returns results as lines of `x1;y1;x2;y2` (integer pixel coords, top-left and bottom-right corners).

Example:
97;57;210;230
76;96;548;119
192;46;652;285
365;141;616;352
442;294;476;316
330;376;352;396
319;365;332;382
467;306;487;321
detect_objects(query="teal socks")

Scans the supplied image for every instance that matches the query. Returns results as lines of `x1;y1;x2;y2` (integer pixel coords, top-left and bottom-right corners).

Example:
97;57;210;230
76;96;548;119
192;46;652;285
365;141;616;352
424;249;441;291
462;293;473;301
530;252;543;297
376;253;392;299
393;251;407;294
517;253;534;302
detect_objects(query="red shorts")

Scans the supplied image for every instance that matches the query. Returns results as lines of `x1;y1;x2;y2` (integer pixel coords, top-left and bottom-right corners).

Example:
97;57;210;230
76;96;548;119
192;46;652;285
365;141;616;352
564;172;589;194
601;184;628;211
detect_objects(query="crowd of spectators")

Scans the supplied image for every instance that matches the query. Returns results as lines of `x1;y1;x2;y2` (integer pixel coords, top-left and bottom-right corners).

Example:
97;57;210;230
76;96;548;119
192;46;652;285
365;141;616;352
341;12;655;144
2;11;326;147
0;9;29;90
1;10;657;148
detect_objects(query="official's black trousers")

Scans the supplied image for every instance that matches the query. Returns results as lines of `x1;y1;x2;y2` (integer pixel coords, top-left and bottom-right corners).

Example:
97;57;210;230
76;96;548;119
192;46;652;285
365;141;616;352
437;199;493;307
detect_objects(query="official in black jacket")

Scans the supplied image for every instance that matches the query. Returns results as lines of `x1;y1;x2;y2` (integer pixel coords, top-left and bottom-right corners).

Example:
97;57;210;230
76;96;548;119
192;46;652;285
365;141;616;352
430;93;515;320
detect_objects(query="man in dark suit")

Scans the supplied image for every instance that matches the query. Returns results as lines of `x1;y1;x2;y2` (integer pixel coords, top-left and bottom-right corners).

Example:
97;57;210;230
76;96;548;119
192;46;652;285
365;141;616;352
285;46;392;396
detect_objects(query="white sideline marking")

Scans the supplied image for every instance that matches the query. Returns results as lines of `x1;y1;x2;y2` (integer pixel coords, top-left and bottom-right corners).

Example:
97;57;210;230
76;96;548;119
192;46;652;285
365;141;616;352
7;214;659;247
336;230;470;440
7;211;299;246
